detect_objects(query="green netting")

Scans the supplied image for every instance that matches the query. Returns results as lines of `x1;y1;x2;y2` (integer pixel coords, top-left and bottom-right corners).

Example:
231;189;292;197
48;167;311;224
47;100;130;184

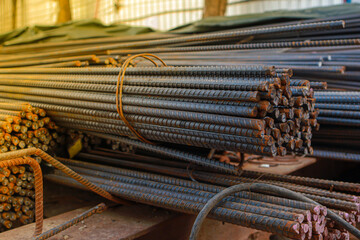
170;3;360;33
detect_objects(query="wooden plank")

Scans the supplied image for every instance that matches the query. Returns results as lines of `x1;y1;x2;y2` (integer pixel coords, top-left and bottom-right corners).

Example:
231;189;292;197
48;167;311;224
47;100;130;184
203;0;227;18
198;219;272;240
12;0;17;29
57;0;72;24
243;156;316;175
1;204;176;240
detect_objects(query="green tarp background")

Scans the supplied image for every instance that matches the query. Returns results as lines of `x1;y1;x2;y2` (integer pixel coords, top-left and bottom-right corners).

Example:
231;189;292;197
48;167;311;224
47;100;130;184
170;3;360;33
1;3;360;46
0;19;155;46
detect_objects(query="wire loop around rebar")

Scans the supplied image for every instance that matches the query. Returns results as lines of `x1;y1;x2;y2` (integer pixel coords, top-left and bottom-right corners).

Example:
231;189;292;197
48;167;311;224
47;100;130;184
116;54;167;144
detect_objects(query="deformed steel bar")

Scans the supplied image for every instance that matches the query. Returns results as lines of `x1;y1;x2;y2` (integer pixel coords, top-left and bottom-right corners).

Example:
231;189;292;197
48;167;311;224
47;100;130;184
0;85;262;102
46;96;259;117
73;173;307;223
315;96;360;104
49;112;266;141
0;33;178;53
0;55;97;68
0;98;266;138
0;93;266;130
79;132;241;174
0;65;278;76
58;155;360;213
65;160;313;220
0;21;345;62
316;117;360;126
35;203;107;240
58;120;278;155
31;60;89;68
315;104;360;111
108;38;359;55
53;116;272;146
0;75;275;91
45;173;303;239
318;109;360;119
313;149;360;162
55;158;326;214
73;151;358;204
214;174;359;203
85;149;190;169
237;170;360;194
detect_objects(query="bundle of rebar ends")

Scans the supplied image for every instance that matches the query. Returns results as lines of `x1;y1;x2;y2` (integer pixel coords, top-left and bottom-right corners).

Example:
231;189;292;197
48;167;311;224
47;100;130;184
0;165;35;231
0;103;62;155
0;9;359;240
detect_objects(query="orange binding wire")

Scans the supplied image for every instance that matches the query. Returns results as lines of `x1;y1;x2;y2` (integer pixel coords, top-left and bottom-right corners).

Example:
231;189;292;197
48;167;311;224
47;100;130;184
116;53;167;144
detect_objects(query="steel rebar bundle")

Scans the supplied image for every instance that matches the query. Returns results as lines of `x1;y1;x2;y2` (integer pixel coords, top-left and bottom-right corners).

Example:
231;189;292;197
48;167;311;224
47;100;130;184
0;103;63;155
311;91;360;162
0;64;317;163
41;148;360;240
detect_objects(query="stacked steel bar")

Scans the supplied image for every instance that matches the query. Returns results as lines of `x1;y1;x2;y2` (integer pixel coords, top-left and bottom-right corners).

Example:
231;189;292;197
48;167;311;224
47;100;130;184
0;21;346;62
0;65;317;160
0;103;61;156
311;91;360;162
0;18;356;162
0;165;35;231
42;147;360;240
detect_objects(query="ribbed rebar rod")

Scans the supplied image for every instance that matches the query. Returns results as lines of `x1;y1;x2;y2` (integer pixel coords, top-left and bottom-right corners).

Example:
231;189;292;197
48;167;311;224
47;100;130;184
317;117;360;126
0;74;282;87
57;158;323;214
58;121;277;155
0;85;261;117
192;171;359;203
77;174;306;223
0;157;43;236
315;103;360;111
0;85;262;102
35;203;107;240
0;77;272;91
0;148;125;204
0;98;265;137
44;174;302;239
189;183;360;240
312;149;360;162
0;65;276;76
54;116;272;146
64;153;358;212
109;39;359;55
61;164;313;220
315;95;360;104
0;21;345;62
227;175;358;203
191;172;360;212
0;93;265;129
0;55;97;68
83;132;240;174
239;170;360;194
318;109;360;119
